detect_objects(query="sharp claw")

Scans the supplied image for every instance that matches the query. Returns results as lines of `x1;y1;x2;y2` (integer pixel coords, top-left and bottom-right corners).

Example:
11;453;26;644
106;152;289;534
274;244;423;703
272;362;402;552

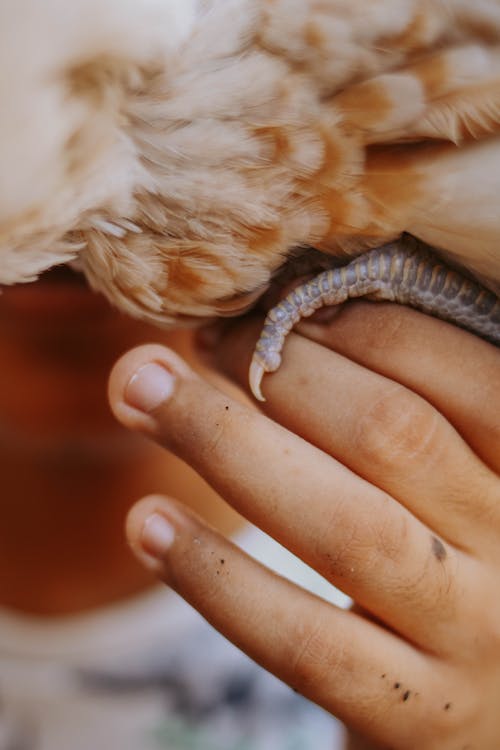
249;359;266;402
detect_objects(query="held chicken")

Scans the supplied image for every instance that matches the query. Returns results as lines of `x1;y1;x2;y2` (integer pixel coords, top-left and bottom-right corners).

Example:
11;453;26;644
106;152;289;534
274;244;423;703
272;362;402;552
0;0;499;397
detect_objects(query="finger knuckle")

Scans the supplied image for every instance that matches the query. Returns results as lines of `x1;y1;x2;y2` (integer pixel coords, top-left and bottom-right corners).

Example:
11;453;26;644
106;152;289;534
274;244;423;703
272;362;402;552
321;519;366;582
370;510;411;565
353;386;440;473
322;512;408;587
288;618;348;691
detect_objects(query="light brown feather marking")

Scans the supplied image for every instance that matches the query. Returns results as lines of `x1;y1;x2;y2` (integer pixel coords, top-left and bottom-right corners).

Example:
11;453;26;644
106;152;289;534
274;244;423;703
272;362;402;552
248;225;283;256
300;125;360;188
303;20;325;52
419;83;500;141
459;16;500;44
356;144;432;236
255;126;291;163
379;10;429;53
316;189;367;242
383;49;500;142
408;55;451;100
308;128;343;181
335;81;396;131
165;251;214;298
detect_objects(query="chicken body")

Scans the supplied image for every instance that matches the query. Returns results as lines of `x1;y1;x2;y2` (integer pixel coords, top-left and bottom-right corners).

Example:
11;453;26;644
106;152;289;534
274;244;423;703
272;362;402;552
1;0;500;326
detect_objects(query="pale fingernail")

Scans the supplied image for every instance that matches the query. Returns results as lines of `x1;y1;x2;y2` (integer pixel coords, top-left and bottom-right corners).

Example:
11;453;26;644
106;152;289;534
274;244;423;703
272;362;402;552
125;363;175;413
141;513;175;559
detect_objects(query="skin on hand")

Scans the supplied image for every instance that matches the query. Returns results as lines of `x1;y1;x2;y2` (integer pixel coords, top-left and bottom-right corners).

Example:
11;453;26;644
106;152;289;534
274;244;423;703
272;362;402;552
108;302;500;749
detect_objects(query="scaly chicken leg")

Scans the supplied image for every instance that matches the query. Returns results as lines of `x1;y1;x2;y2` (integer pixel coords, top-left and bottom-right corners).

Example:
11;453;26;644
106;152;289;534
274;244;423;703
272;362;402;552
250;237;500;401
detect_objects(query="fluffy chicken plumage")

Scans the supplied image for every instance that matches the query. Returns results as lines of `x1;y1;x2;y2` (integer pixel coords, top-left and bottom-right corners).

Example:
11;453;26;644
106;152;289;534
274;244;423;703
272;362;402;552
1;0;500;325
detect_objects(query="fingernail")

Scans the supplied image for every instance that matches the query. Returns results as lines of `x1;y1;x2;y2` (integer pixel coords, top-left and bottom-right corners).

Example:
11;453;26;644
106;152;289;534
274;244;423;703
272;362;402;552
141;513;175;559
125;363;175;413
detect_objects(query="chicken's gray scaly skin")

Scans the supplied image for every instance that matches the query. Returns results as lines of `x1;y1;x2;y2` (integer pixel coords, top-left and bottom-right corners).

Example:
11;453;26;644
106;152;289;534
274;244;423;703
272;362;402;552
250;238;500;401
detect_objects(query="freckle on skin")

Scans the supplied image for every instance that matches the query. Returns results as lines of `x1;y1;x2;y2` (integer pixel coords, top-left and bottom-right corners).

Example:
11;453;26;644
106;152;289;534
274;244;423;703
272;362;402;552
444;702;452;711
402;690;410;702
393;682;400;689
431;535;447;561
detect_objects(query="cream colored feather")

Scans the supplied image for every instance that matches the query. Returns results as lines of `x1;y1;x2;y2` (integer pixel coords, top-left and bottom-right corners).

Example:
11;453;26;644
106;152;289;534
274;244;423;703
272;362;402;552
1;0;499;325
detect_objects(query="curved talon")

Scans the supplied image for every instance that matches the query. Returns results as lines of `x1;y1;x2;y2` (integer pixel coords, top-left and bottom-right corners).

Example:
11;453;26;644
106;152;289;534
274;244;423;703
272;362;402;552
249;359;266;402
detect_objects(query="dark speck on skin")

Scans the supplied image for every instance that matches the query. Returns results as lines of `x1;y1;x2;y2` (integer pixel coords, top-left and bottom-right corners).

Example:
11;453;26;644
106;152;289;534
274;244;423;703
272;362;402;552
393;683;400;690
444;703;452;711
220;559;225;565
431;535;447;561
402;690;410;702
225;405;229;411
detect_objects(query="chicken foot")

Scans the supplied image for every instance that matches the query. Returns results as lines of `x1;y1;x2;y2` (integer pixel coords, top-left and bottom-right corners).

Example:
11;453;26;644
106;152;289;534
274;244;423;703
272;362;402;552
250;237;500;401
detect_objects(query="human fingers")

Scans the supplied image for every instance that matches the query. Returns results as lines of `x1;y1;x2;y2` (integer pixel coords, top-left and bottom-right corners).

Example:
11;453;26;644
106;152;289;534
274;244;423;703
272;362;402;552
125;494;457;749
205;318;500;558
297;301;500;473
108;345;477;651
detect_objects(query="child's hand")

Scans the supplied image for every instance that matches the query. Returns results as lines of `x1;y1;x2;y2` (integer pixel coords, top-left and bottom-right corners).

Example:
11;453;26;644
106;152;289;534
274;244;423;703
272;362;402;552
109;303;500;749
